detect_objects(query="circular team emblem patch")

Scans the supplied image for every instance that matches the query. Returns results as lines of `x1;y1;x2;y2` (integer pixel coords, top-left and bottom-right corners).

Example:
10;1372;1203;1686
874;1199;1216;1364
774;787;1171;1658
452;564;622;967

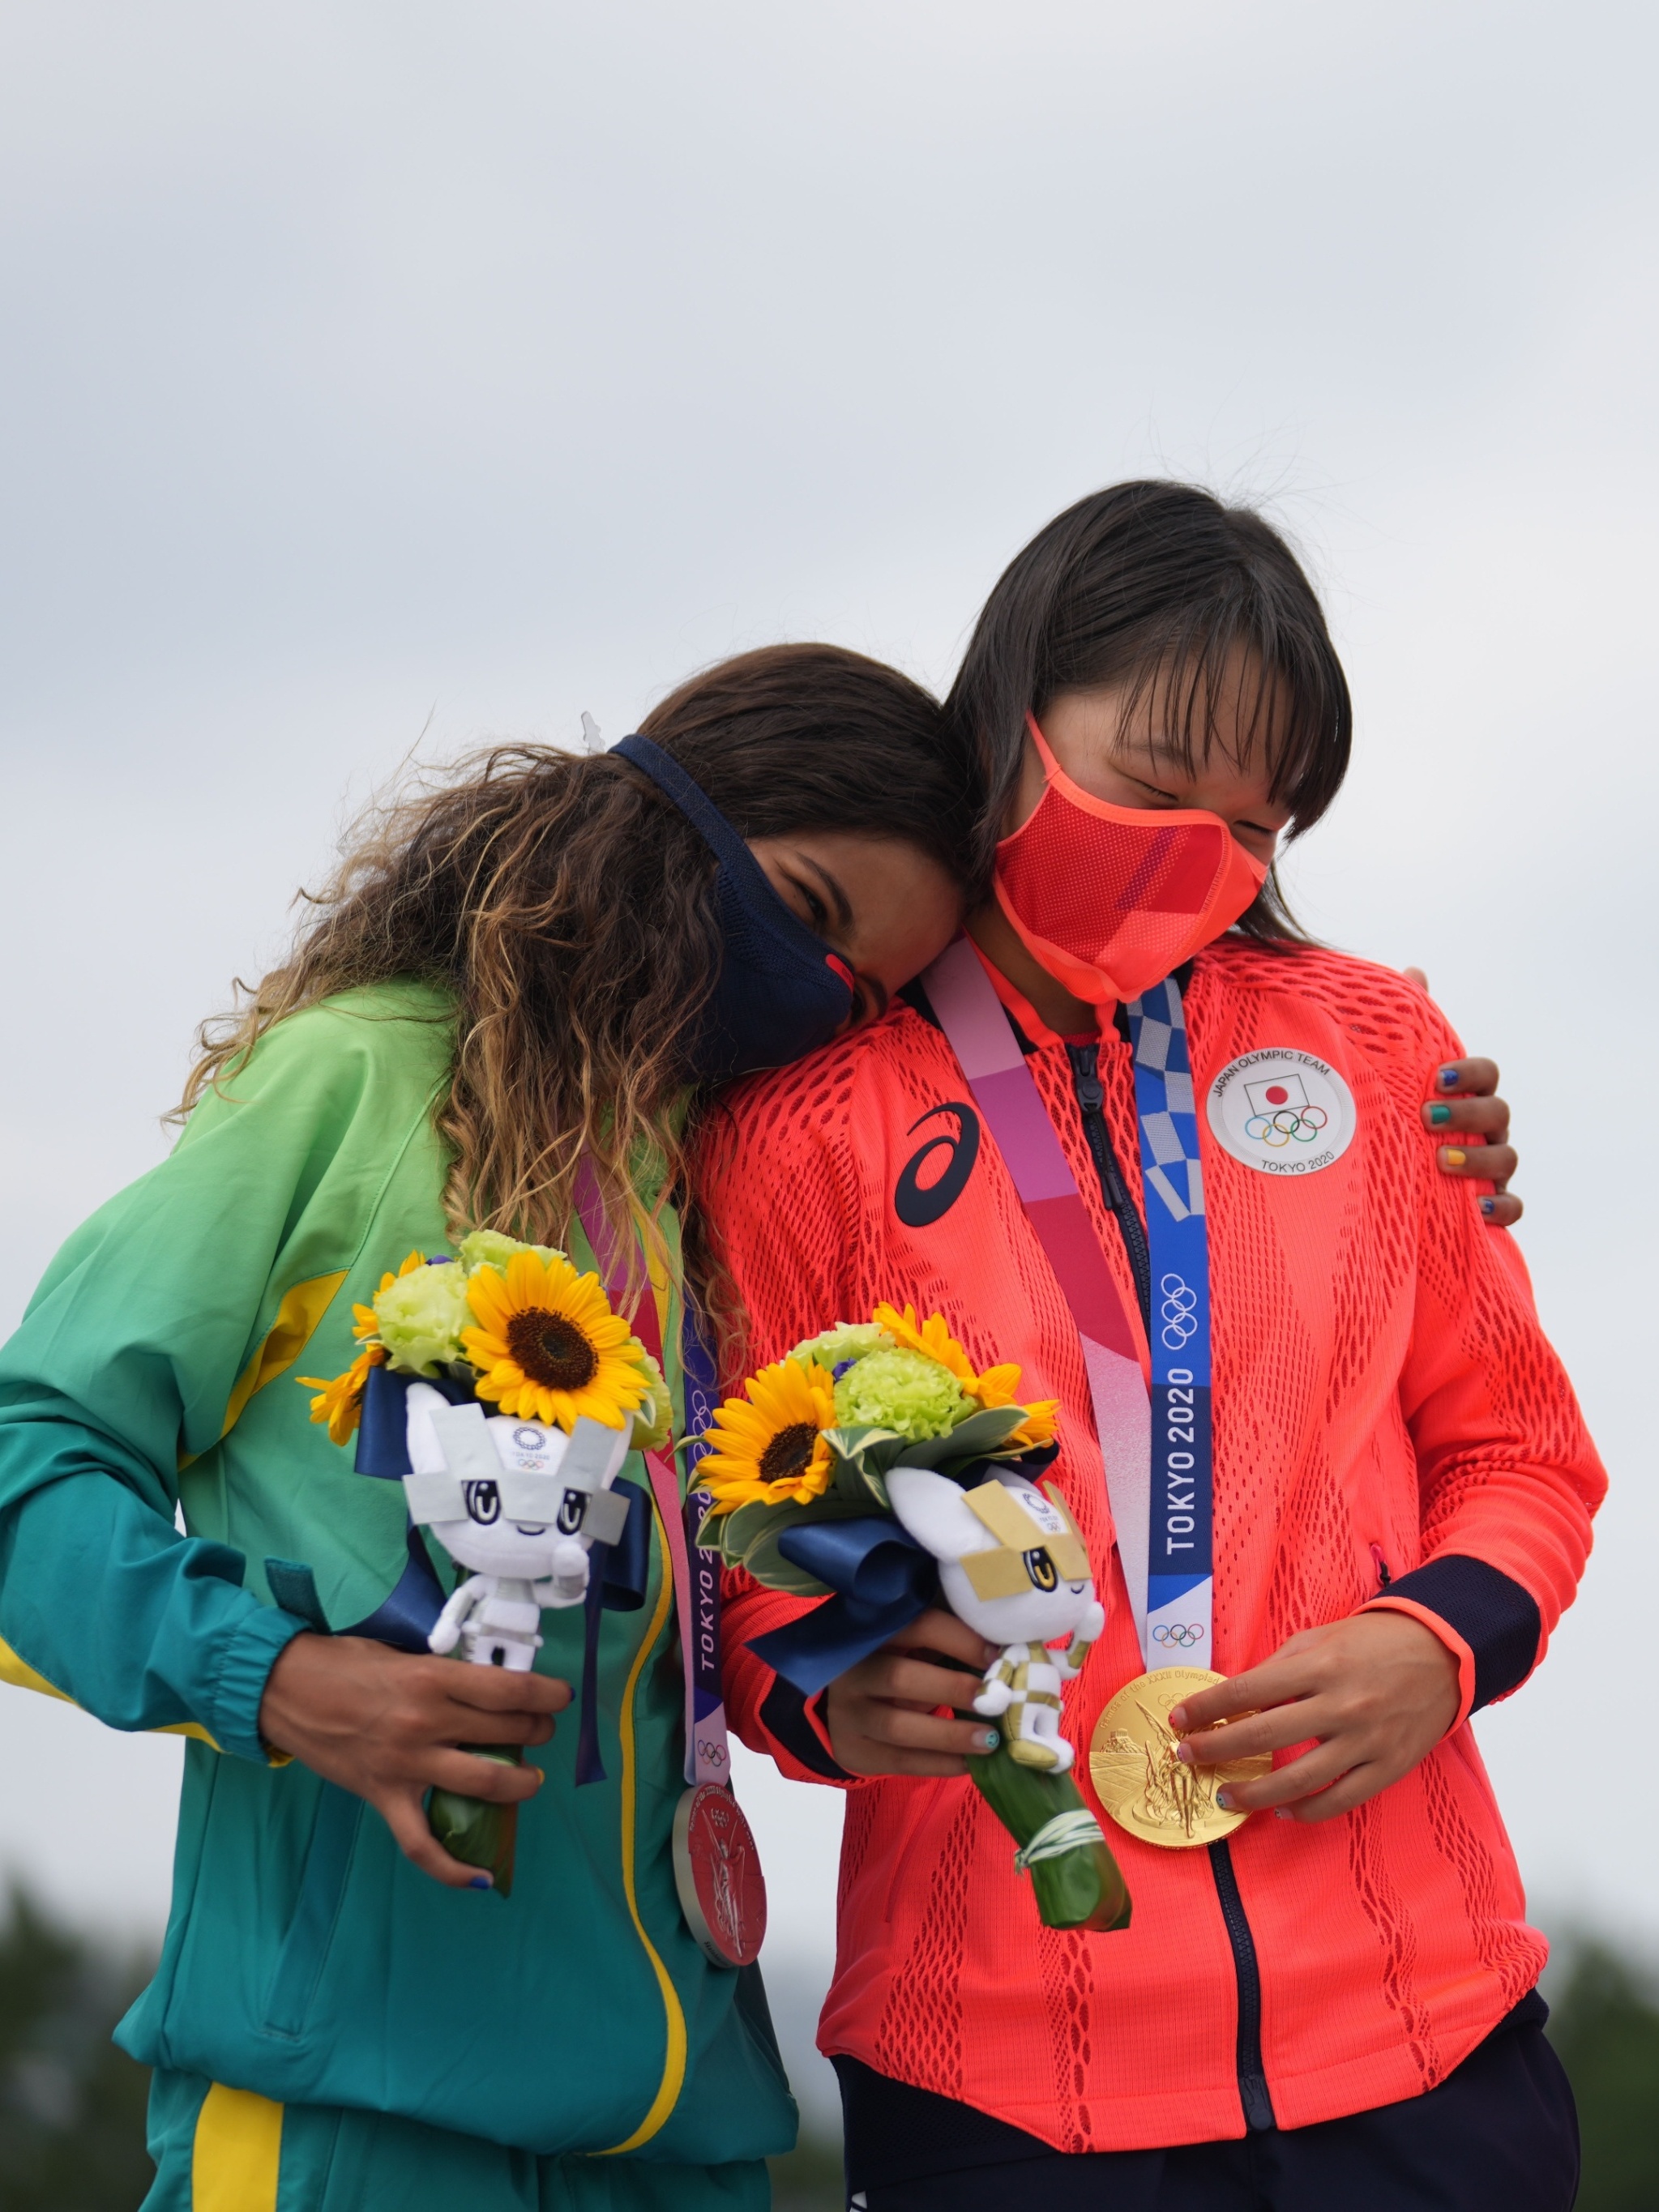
1207;1048;1356;1176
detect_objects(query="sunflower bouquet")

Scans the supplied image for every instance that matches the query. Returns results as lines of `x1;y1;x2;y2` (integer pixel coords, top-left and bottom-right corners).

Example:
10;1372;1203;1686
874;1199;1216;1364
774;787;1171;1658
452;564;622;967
301;1229;669;1452
698;1305;1130;1933
299;1232;668;1891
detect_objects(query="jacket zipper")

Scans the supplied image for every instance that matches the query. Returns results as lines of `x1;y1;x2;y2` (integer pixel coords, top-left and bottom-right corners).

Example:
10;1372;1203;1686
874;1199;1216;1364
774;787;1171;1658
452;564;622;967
1207;1842;1275;2129
1067;1043;1152;1322
1066;1041;1277;2134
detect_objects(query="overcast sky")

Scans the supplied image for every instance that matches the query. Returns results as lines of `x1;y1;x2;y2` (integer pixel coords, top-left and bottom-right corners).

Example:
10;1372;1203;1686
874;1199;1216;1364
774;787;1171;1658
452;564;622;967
2;2;1654;2077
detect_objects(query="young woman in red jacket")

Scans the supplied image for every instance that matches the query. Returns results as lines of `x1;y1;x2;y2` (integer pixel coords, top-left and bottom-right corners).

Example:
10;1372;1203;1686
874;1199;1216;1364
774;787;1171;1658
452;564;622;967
696;485;1597;2211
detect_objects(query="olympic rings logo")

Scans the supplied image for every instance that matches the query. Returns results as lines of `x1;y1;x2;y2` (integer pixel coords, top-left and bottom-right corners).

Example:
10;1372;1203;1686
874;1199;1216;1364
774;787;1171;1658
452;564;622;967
695;1739;729;1769
1152;1623;1206;1647
1159;1272;1198;1352
1243;1104;1329;1148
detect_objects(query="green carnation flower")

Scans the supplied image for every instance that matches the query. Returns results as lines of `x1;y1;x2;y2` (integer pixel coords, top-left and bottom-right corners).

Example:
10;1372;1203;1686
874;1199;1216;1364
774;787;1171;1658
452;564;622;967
374;1262;472;1376
457;1228;562;1276
631;1349;673;1453
791;1321;893;1372
832;1347;969;1441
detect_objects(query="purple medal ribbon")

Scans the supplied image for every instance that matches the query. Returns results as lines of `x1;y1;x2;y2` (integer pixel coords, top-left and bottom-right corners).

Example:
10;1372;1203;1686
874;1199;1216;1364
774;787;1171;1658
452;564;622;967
573;1163;730;1787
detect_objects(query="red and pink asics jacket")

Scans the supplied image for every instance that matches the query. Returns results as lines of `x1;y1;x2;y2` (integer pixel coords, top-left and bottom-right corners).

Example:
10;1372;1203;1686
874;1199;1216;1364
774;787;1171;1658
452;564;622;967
695;938;1604;2154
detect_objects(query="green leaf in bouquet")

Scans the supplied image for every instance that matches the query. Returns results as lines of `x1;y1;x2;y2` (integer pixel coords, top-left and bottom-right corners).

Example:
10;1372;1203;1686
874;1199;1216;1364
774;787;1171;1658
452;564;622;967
924;1651;1131;1934
824;1421;901;1457
823;1426;900;1508
968;1738;1131;1933
893;1404;1030;1470
824;1424;908;1482
428;1745;521;1898
854;1462;891;1512
700;1497;777;1563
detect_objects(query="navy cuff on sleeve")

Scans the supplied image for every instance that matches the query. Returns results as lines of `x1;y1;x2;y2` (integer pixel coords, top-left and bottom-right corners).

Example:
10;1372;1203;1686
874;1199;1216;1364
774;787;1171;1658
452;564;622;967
1383;1554;1541;1710
759;1675;849;1781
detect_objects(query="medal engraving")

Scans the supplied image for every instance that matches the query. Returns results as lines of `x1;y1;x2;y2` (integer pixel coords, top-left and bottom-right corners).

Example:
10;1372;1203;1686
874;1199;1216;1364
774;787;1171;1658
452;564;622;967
1089;1667;1270;1849
672;1783;767;1966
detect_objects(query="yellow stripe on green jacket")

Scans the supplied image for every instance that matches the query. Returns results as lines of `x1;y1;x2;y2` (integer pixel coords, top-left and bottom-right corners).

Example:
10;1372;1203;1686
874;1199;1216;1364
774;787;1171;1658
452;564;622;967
0;982;795;2163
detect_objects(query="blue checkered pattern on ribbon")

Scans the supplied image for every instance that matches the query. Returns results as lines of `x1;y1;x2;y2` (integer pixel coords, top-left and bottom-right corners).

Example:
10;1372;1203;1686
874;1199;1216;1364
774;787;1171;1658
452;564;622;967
1127;972;1215;1616
1127;976;1205;1223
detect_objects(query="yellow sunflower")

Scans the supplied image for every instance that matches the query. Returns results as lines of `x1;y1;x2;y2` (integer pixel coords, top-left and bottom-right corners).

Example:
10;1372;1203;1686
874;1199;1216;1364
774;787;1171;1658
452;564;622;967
698;1358;838;1514
1004;1401;1060;1453
297;1342;386;1446
353;1248;427;1341
870;1300;1023;1408
460;1249;649;1433
870;1300;1054;1449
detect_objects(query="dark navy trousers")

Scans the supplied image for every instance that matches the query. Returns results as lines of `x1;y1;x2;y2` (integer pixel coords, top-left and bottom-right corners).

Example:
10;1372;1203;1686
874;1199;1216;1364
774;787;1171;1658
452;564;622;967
836;1990;1579;2211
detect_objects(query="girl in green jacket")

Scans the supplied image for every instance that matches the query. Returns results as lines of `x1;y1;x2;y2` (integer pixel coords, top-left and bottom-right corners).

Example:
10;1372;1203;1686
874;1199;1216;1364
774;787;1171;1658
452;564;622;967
0;643;972;2211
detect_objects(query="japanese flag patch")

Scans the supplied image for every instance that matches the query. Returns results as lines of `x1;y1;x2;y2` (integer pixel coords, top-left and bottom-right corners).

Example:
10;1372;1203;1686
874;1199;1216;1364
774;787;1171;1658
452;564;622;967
1207;1049;1356;1176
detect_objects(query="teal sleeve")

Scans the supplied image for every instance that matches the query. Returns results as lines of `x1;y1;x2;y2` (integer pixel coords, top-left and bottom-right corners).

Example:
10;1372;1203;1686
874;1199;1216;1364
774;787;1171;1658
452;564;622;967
0;1459;306;1761
0;987;452;1754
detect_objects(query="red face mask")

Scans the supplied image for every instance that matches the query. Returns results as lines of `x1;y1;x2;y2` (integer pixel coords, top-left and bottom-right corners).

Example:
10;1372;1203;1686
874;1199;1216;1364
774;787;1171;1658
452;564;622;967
994;714;1269;1007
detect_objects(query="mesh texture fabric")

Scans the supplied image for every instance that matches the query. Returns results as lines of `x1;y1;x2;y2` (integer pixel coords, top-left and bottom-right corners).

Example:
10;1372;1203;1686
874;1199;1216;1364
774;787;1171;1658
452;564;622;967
695;938;1604;2152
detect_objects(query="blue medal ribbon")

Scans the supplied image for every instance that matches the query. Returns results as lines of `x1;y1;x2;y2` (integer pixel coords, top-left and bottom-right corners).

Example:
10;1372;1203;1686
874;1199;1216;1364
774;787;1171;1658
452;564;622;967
1127;975;1216;1668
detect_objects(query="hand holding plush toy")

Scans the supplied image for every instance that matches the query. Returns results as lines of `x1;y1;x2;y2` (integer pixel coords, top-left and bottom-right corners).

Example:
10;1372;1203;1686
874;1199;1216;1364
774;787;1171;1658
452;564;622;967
885;1467;1105;1774
300;1232;667;1893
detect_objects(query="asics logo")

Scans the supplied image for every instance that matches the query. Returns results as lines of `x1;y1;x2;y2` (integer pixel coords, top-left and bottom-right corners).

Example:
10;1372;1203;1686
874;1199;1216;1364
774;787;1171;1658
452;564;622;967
895;1102;981;1228
1159;1273;1199;1352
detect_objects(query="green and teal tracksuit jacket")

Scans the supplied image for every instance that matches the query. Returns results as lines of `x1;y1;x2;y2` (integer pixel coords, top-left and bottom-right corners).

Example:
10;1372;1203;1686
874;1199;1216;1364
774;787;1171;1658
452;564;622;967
0;983;796;2170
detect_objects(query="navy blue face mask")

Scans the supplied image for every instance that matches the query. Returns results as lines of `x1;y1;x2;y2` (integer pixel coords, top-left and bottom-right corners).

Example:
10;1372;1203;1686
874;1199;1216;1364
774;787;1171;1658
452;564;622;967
612;733;856;1084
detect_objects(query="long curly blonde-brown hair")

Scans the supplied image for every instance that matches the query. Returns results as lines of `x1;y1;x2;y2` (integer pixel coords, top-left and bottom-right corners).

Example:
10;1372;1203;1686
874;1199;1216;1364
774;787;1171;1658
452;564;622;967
177;644;977;1287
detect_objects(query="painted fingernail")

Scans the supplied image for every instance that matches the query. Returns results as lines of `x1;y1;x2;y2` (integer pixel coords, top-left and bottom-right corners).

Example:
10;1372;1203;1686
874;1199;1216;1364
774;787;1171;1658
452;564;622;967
1439;1066;1460;1089
1216;1789;1234;1809
1428;1104;1452;1125
1480;1197;1495;1217
1441;1148;1467;1168
469;1874;494;1890
1175;1741;1195;1765
1169;1706;1188;1730
1275;1808;1294;1821
973;1728;1000;1752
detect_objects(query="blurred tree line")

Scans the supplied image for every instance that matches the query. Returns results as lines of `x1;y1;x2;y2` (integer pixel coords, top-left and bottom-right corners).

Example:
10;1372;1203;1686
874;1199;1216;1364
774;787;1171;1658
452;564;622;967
0;1890;153;2211
0;1886;1655;2210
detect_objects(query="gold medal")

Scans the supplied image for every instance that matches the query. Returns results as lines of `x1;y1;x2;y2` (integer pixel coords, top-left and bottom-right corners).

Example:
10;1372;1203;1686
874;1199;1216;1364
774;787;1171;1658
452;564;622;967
1088;1667;1270;1849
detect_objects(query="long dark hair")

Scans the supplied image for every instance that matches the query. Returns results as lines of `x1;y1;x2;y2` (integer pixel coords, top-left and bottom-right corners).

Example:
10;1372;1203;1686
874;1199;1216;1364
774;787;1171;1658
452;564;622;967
946;481;1352;941
179;643;975;1277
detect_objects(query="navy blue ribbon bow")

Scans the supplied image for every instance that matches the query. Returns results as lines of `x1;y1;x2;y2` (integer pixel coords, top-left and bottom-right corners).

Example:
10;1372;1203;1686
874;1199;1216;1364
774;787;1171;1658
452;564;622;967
745;1518;939;1697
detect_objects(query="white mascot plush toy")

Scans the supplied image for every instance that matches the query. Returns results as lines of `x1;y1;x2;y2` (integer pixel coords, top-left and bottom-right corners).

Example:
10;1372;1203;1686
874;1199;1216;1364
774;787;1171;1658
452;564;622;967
401;1382;635;1671
886;1467;1105;1772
